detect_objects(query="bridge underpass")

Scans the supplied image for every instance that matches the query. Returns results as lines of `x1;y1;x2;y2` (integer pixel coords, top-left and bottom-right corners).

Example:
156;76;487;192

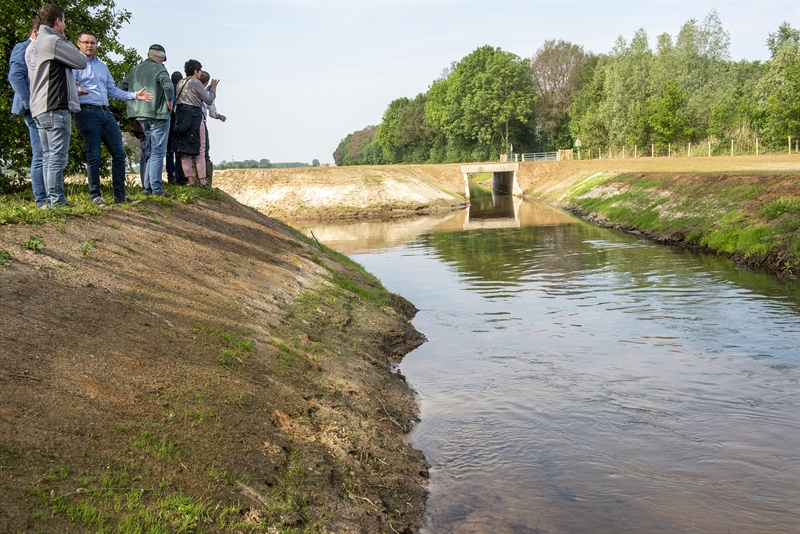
460;163;522;199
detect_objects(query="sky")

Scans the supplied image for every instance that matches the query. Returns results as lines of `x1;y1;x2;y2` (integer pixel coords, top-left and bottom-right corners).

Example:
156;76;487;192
114;0;800;164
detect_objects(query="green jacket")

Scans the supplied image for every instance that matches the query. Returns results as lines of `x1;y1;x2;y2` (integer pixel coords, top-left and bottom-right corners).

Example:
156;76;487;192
118;58;174;120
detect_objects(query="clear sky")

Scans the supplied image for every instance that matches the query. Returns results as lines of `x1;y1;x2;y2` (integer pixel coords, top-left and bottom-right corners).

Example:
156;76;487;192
114;0;800;164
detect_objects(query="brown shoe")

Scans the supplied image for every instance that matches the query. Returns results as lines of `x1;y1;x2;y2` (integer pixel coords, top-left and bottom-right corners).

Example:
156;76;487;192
154;191;173;198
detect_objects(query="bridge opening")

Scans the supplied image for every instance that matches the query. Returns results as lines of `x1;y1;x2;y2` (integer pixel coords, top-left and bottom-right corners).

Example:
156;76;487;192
460;163;521;199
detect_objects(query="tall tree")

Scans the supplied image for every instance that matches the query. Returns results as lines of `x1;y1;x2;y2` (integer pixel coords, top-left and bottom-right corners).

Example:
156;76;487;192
757;25;800;146
426;45;535;159
333;125;386;166
530;39;587;149
766;21;800;57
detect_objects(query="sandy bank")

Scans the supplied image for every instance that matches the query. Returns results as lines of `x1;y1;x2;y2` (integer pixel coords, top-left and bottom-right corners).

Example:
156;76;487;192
213;165;468;220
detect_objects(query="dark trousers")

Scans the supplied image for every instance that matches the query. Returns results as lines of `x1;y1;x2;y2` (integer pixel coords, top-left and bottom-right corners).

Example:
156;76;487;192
166;150;186;185
74;106;127;200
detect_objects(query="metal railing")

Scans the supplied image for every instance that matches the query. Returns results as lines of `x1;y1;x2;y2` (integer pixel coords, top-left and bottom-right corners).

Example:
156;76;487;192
521;152;558;162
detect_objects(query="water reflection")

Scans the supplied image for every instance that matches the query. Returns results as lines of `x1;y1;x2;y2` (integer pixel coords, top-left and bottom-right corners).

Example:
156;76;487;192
294;187;575;254
307;199;800;533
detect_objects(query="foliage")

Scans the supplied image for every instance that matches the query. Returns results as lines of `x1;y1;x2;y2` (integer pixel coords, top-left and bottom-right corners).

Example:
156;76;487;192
335;13;799;165
24;235;43;253
426;45;535;159
215;159;317;169
530;39;591;150
755;37;800;146
1;0;141;192
332;125;387;166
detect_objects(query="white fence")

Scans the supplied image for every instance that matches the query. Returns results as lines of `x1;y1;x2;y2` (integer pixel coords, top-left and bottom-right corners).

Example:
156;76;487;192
520;152;558;162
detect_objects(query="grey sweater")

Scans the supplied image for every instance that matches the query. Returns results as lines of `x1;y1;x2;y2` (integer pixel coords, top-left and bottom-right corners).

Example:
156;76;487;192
175;78;216;108
25;25;87;117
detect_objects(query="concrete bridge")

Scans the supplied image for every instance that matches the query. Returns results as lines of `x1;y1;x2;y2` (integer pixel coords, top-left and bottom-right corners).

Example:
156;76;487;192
460;163;522;198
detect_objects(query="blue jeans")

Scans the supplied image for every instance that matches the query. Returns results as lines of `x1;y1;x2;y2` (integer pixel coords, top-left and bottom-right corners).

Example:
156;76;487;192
138;117;169;194
23;111;46;206
34;109;72;207
75;106;128;200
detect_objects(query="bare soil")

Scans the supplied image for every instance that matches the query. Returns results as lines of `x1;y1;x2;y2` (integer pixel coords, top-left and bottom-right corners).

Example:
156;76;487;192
212;165;468;220
0;193;428;532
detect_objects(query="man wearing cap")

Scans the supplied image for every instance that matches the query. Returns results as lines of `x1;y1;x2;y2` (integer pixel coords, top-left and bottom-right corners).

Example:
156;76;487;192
119;44;174;197
73;30;153;205
25;3;87;208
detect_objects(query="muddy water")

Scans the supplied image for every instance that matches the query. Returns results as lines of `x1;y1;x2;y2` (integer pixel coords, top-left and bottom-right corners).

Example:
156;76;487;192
297;191;800;533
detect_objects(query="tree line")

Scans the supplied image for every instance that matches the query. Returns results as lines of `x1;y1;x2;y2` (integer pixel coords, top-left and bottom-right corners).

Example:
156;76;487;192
333;12;800;166
215;159;321;170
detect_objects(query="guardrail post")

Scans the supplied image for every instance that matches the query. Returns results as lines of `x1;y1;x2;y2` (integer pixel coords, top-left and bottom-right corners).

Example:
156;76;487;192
731;139;734;157
756;138;759;155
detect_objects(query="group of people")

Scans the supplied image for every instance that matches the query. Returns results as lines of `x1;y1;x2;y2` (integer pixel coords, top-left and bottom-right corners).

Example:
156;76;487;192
8;3;225;208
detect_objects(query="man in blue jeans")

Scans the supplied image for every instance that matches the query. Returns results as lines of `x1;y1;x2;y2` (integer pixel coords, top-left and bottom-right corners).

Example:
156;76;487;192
119;44;174;198
8;17;46;207
25;3;87;208
73;30;152;205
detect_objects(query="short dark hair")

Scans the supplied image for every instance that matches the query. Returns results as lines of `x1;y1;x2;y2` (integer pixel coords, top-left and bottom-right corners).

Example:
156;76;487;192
171;71;183;85
77;30;96;41
29;17;41;35
184;59;202;77
39;4;64;28
199;71;210;85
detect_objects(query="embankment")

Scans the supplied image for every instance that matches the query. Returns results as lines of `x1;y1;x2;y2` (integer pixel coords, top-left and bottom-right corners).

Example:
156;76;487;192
213;165;467;220
515;156;800;275
0;192;428;532
215;156;799;274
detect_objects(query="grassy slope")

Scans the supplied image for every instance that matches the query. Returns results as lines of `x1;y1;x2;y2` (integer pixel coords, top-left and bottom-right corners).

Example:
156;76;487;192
0;183;427;533
516;156;800;275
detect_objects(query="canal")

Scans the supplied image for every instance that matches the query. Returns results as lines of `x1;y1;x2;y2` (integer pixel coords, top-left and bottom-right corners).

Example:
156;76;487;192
297;187;800;533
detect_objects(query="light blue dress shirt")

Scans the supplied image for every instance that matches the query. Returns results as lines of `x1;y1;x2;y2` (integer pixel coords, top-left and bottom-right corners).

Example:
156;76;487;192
73;55;136;106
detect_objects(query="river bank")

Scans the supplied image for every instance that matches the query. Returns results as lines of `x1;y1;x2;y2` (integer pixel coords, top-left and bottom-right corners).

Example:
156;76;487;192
514;156;800;275
0;190;428;532
214;155;799;275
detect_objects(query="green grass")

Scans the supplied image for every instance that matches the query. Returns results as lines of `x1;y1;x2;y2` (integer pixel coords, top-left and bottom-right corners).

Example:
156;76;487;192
761;197;800;219
0;180;221;227
77;240;96;258
566;174;800;273
24;235;44;253
131;430;181;461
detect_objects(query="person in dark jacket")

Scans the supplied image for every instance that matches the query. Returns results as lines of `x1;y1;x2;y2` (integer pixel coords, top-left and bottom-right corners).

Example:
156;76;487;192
8;17;45;207
166;70;186;185
118;44;174;198
173;59;217;188
25;3;87;207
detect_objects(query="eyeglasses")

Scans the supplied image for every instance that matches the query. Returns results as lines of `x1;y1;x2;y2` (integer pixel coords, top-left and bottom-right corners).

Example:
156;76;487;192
78;40;97;46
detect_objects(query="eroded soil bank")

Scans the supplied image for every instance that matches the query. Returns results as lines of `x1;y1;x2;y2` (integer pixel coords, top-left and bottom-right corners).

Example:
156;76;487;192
213;165;467;220
0;193;428;532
